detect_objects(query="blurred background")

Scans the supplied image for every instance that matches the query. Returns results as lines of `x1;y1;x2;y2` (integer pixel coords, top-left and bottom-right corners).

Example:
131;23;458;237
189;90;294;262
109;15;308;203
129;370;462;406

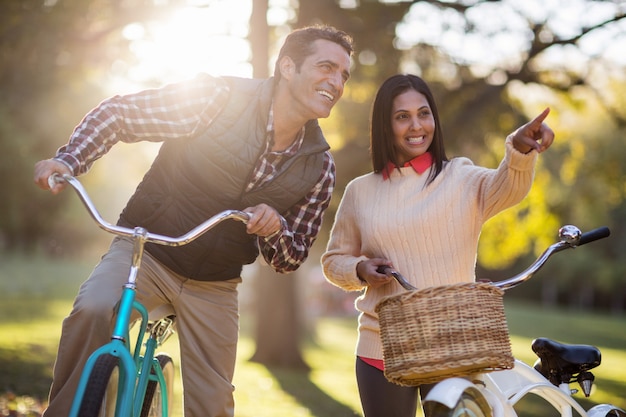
1;0;625;416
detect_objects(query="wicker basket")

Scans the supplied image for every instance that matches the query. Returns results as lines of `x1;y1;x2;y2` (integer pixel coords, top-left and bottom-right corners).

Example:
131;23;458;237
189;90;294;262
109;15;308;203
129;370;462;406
375;282;514;386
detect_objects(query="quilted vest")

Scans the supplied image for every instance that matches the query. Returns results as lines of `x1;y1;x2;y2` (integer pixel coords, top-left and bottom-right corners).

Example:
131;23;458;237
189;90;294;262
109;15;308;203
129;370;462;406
117;76;330;281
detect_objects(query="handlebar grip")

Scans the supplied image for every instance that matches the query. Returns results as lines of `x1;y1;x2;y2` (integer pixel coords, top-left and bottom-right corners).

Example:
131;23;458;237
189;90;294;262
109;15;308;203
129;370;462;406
578;226;610;246
376;265;417;291
48;173;65;189
376;265;391;274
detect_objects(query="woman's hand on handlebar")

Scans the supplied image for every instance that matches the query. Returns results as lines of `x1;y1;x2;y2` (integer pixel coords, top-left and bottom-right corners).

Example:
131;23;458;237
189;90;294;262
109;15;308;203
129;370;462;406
243;203;284;238
356;258;394;289
33;159;72;195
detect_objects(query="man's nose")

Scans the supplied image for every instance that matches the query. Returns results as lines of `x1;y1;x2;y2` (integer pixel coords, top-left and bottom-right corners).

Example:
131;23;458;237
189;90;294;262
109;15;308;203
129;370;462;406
328;71;344;94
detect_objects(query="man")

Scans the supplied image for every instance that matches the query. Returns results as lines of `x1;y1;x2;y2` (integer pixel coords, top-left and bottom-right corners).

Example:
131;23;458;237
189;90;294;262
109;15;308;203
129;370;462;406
33;25;353;417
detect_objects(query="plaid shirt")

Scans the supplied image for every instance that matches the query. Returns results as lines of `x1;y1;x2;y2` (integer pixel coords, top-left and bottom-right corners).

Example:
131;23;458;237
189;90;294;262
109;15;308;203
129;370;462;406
55;73;336;273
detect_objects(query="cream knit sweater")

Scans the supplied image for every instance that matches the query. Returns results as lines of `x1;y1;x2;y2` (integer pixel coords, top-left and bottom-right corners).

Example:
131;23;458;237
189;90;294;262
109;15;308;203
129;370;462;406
321;136;538;360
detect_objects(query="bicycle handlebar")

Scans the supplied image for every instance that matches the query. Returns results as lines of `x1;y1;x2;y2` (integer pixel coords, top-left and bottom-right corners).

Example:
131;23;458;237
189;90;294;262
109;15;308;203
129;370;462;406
379;224;610;292
493;225;609;290
50;173;250;246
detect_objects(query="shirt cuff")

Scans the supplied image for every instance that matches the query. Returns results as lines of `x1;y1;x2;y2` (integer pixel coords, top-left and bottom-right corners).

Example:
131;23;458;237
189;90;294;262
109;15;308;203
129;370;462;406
53;155;80;176
262;215;288;243
505;135;538;170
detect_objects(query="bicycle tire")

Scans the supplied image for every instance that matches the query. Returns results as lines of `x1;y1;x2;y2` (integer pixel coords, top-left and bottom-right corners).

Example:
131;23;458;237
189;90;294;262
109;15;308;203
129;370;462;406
77;353;120;417
140;353;175;417
424;390;492;417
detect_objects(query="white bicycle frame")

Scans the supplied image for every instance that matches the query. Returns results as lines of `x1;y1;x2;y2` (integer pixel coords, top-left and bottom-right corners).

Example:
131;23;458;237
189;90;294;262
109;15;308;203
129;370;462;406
420;225;625;417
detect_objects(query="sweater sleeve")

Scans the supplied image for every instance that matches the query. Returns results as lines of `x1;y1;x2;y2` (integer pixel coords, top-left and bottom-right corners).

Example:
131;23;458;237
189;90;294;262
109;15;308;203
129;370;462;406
321;181;369;292
478;135;538;220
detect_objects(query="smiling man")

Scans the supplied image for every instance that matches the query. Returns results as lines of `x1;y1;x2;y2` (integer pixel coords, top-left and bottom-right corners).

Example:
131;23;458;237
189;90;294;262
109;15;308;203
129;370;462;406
33;25;353;417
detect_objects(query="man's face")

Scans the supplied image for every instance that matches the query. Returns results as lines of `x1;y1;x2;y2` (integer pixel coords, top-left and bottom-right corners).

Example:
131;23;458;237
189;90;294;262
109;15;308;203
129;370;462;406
283;39;351;119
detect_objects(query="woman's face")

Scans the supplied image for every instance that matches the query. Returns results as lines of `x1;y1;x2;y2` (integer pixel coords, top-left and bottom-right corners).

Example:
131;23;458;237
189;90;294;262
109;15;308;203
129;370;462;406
391;89;435;166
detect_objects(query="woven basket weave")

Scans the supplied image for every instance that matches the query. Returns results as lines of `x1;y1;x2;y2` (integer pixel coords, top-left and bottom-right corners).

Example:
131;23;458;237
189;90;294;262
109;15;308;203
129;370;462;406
375;282;514;386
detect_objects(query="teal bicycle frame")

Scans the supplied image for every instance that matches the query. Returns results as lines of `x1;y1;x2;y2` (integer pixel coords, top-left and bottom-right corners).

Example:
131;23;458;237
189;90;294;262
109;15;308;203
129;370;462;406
50;174;249;417
68;227;167;417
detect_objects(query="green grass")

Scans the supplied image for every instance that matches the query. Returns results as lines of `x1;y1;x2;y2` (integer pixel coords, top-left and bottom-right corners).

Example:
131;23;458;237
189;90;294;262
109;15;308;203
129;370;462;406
1;254;625;416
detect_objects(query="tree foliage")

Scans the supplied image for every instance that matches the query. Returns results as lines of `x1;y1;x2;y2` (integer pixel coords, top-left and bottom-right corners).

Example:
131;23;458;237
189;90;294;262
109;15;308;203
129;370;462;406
295;0;626;311
1;0;625;310
401;0;626;310
0;0;186;250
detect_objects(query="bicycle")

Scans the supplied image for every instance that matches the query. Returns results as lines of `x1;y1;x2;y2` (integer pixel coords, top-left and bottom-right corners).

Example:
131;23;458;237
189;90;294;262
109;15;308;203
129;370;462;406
49;173;249;417
380;225;625;417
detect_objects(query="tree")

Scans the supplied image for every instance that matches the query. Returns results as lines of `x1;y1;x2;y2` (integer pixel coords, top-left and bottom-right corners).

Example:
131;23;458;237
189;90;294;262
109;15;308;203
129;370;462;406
292;0;626;312
393;0;626;311
3;0;625;308
0;0;186;252
245;0;309;369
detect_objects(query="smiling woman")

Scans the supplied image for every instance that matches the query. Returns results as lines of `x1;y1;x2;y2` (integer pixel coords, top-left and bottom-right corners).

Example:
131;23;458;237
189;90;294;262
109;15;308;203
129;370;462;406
112;0;254;90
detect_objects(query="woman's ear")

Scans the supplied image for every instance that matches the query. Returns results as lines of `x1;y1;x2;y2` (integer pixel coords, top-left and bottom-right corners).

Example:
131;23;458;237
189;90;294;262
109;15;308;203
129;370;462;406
278;56;295;81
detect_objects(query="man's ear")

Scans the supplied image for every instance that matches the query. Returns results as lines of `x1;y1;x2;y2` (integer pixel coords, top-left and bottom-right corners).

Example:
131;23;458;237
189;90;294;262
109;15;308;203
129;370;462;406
278;56;295;81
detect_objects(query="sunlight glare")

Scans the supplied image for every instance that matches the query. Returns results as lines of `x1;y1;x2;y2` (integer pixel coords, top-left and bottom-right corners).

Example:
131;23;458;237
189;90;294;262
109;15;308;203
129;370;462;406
101;0;255;191
112;0;253;92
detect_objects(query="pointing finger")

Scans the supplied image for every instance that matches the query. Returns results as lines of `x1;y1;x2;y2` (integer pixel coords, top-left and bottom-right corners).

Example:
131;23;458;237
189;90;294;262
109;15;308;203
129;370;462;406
528;107;550;128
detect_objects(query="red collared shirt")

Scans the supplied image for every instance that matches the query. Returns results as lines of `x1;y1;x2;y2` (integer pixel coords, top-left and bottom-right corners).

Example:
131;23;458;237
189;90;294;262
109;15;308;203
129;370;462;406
382;152;433;180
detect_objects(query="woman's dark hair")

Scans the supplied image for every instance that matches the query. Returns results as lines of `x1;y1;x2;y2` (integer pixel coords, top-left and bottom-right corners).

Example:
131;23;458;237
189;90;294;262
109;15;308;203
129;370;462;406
370;74;448;184
273;25;354;81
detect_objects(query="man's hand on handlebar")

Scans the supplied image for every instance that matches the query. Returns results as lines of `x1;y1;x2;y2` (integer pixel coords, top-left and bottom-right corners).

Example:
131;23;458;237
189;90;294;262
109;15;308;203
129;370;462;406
243;203;284;238
34;159;72;195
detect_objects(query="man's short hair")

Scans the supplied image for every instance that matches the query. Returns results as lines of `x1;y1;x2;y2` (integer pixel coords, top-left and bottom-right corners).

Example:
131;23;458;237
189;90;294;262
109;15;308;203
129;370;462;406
273;25;354;81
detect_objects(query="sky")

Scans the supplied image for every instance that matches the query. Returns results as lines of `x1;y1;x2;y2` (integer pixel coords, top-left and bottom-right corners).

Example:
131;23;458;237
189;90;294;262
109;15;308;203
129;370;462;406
396;0;626;74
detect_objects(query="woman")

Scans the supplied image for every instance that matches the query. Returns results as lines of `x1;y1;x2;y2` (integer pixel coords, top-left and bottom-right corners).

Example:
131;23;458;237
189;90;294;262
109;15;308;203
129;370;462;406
321;74;554;417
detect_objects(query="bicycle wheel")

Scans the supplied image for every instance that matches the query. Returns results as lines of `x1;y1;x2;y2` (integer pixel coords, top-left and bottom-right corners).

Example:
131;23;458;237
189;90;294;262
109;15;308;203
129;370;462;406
140;353;175;417
77;353;120;417
424;390;492;417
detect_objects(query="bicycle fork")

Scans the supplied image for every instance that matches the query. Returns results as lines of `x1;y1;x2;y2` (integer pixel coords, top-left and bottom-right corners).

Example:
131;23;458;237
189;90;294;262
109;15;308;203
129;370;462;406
68;285;141;417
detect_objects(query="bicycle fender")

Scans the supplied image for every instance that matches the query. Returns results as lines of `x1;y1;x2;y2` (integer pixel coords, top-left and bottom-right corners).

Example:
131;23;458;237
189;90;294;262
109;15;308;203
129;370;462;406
588;404;626;417
423;378;476;408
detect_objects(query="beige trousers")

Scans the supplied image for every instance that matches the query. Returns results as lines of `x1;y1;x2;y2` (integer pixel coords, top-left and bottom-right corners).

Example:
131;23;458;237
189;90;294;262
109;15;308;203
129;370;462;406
43;237;242;417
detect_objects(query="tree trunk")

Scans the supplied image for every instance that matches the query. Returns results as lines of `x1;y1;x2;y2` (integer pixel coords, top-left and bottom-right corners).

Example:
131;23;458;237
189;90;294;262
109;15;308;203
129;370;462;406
248;0;308;369
249;264;309;369
250;0;269;78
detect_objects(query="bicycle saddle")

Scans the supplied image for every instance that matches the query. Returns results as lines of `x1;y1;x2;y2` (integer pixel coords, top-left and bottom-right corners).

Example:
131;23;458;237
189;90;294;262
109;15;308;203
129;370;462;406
532;337;601;384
